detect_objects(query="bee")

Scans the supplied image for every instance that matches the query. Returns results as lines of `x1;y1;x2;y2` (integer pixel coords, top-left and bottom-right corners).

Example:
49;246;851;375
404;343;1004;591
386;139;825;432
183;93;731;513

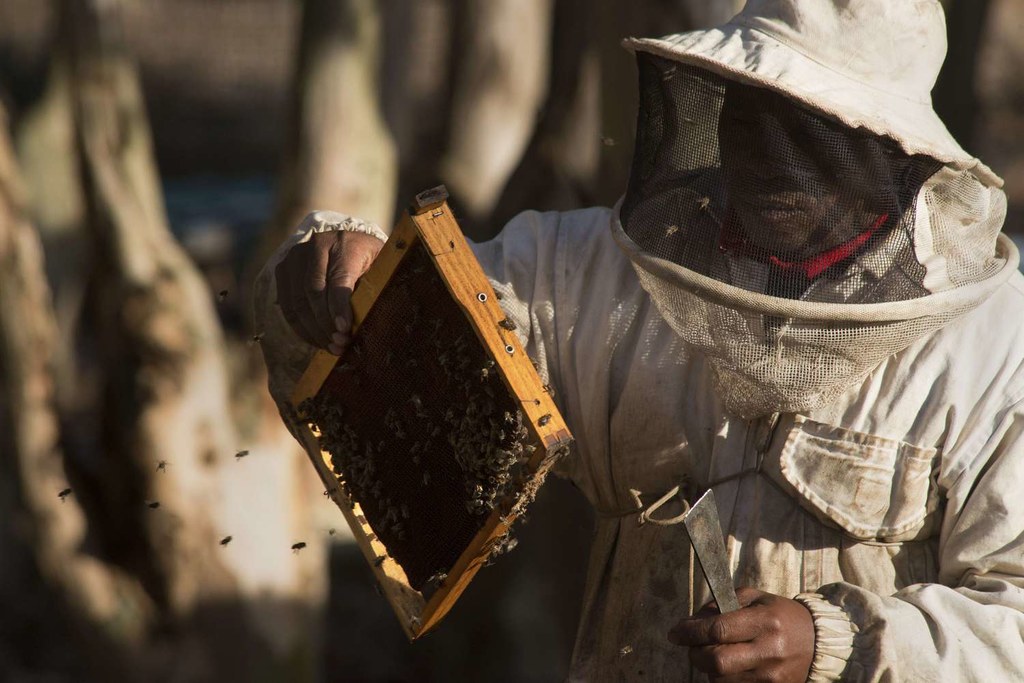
498;318;517;331
600;135;617;147
146;501;161;510
538;414;552;427
219;535;233;546
328;528;337;536
156;460;169;473
374;555;387;567
249;332;265;345
423;472;431;486
698;197;711;212
665;225;680;237
217;289;229;302
58;488;72;502
235;449;250;461
291;542;307;554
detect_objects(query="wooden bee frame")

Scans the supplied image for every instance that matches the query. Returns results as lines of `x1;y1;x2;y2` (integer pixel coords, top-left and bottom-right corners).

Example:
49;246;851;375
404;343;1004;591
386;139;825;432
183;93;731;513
289;186;572;640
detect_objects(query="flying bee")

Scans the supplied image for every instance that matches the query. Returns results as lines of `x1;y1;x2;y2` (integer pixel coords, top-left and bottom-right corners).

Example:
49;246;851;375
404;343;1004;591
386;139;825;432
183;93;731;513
217;289;229;302
58;488;72;502
328;528;337;536
156;460;169;473
146;501;161;510
249;332;265;345
235;450;250;461
291;542;307;554
220;535;233;546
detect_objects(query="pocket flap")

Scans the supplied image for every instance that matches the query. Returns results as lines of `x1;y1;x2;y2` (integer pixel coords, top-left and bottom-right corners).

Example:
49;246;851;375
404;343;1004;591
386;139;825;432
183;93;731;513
778;415;939;540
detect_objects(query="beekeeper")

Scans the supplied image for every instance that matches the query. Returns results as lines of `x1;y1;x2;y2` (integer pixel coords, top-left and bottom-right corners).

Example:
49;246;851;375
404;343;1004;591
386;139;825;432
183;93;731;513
256;0;1024;680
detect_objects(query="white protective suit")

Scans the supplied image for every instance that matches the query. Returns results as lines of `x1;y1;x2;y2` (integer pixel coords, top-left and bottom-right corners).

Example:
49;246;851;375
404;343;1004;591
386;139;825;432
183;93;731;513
256;1;1024;680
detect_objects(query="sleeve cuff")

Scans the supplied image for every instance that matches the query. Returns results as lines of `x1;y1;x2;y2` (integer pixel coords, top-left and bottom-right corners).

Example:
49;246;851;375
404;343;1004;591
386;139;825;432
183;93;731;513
298;210;388;243
794;592;857;682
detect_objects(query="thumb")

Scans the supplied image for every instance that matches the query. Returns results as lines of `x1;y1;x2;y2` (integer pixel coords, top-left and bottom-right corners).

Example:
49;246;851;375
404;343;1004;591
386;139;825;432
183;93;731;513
324;234;379;335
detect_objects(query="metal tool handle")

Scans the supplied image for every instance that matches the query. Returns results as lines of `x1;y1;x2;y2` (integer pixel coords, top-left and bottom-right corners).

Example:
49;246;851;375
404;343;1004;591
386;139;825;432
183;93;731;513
682;489;740;613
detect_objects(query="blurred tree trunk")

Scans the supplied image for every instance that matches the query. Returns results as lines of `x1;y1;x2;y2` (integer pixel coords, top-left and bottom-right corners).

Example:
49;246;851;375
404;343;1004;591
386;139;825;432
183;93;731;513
12;45;90;419
680;0;744;28
934;0;994;151
489;0;602;232
381;0;457;218
440;0;554;237
54;0;324;679
267;0;397;246
0;95;149;681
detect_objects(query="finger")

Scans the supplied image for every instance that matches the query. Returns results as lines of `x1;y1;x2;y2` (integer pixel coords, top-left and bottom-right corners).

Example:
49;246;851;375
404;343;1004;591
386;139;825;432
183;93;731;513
734;587;766;608
304;238;337;347
325;238;365;340
689;643;762;678
669;609;761;646
288;245;329;347
276;257;317;346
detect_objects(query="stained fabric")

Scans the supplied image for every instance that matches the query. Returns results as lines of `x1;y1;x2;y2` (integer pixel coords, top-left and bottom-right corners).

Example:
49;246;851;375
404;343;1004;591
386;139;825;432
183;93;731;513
256;207;1024;681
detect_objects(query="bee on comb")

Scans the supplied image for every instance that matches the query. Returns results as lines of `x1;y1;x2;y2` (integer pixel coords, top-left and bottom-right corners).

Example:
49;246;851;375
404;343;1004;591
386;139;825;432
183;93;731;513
290;187;572;640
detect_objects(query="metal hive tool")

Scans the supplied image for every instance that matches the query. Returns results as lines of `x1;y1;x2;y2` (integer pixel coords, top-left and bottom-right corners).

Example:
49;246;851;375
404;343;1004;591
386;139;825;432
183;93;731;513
289;186;573;639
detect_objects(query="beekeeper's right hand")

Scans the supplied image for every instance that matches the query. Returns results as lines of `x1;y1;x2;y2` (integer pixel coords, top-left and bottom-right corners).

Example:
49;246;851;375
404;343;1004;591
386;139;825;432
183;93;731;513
275;215;386;355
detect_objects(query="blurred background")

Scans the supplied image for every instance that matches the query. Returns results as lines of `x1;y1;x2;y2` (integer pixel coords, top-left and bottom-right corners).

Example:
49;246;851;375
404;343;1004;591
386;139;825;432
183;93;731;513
0;1;1021;681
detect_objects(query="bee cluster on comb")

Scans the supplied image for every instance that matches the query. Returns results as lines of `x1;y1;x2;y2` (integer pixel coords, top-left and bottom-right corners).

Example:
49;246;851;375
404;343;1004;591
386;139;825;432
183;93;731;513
301;242;540;591
290;188;572;636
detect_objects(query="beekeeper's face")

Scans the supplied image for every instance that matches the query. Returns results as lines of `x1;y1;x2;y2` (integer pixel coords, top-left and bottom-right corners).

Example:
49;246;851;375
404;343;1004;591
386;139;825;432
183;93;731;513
718;83;879;261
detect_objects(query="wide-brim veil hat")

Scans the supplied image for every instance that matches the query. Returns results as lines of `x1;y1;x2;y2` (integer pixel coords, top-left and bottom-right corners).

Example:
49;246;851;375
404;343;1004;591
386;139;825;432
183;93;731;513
623;0;1002;187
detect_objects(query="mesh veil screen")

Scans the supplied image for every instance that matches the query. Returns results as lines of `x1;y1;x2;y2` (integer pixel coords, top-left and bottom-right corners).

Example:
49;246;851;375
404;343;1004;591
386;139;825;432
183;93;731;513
621;54;945;304
617;53;1010;418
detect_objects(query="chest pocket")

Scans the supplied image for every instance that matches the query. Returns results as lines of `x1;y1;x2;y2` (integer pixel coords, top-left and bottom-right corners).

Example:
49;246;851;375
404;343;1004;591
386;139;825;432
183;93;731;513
771;414;941;542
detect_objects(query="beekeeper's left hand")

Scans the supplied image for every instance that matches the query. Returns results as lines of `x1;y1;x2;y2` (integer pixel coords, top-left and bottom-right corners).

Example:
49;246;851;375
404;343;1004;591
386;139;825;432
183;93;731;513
669;587;814;682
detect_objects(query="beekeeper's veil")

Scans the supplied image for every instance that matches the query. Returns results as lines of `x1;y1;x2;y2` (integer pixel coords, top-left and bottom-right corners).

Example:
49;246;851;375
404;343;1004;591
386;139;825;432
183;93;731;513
614;0;1020;418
